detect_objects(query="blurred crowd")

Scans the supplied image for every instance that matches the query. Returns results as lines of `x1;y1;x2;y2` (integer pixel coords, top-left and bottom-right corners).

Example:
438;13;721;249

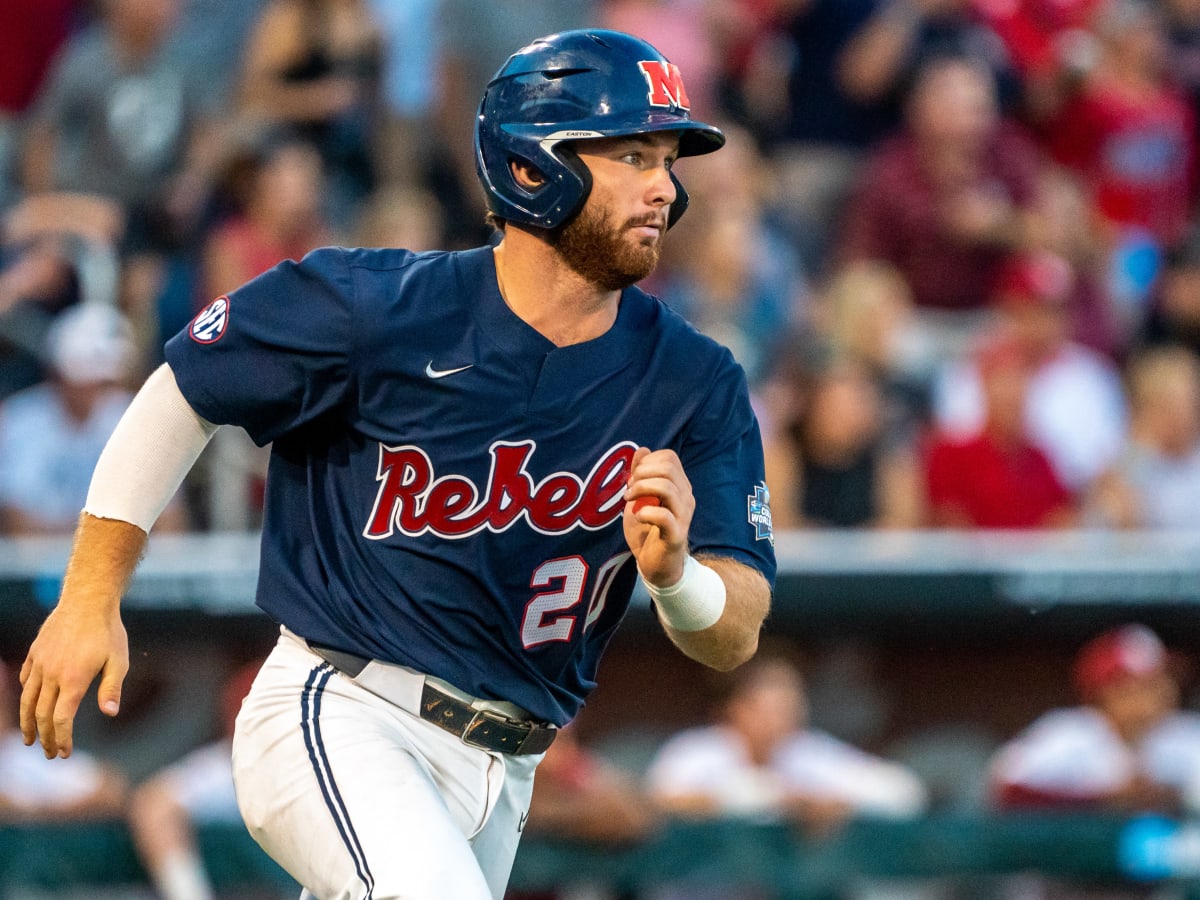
1;0;1199;534
6;3;1200;897
8;623;1200;899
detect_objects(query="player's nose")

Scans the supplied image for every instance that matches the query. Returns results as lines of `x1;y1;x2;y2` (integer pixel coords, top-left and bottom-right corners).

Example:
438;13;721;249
646;163;676;210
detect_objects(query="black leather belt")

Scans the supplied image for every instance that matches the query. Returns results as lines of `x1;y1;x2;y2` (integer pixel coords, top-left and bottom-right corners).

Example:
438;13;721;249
307;642;557;756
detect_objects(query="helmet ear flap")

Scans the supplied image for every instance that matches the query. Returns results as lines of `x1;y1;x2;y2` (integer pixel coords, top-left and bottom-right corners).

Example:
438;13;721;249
499;146;690;230
667;171;689;229
546;145;593;228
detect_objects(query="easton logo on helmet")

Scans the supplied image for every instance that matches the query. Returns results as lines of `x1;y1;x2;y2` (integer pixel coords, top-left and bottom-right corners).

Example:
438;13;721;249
638;60;690;110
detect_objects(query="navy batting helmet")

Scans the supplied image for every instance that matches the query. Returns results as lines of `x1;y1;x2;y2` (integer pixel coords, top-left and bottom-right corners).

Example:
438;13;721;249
474;29;725;231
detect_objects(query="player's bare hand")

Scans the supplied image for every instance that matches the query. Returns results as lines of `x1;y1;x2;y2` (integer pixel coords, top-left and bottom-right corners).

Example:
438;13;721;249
19;603;128;759
623;447;694;586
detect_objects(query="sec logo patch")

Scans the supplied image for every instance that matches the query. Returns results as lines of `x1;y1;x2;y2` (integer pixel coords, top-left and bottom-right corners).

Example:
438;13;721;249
190;296;229;344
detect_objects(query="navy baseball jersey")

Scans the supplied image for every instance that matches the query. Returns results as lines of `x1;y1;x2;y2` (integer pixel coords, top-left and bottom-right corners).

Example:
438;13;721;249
166;246;775;725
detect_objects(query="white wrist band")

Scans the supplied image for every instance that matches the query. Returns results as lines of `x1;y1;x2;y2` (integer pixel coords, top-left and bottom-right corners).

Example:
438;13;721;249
642;555;727;632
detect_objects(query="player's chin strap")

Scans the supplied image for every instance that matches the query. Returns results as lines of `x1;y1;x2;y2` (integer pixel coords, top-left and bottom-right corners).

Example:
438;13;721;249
641;554;727;632
84;363;218;532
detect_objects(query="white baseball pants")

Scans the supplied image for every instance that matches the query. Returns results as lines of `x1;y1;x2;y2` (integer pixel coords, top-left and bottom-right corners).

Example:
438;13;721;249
231;628;542;900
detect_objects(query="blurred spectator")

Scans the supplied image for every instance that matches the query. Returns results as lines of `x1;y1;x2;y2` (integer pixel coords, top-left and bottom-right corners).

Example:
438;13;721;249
835;54;1043;354
732;0;883;148
0;230;80;344
0;303;188;535
989;624;1200;815
1086;346;1200;529
17;0;229;374
128;660;262;900
19;0;223;255
0;658;127;821
237;0;384;230
820;259;933;432
732;0;884;270
651;123;806;387
745;0;1022;273
191;132;331;532
354;183;446;254
506;724;658;900
971;0;1104;123
1167;0;1200;152
645;649;927;832
837;0;1019;115
1044;1;1195;255
762;347;926;529
924;337;1077;527
1140;224;1200;358
0;0;79;118
366;0;441;189
201;131;332;303
759;262;931;525
0;193;124;399
757;264;931;531
706;0;800;134
932;251;1127;493
1026;165;1123;355
433;0;592;245
0;0;79;207
175;0;268;114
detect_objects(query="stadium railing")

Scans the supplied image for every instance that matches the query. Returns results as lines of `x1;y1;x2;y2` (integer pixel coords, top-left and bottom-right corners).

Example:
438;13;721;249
4;812;1200;897
7;529;1200;896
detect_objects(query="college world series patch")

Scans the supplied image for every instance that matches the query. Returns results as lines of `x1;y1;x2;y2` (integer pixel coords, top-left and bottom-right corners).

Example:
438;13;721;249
748;482;773;545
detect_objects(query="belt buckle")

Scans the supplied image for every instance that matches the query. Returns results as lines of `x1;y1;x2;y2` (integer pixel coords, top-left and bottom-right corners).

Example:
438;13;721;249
462;707;531;754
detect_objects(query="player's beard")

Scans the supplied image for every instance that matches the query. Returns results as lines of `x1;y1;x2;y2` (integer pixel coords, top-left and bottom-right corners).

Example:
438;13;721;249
551;200;664;291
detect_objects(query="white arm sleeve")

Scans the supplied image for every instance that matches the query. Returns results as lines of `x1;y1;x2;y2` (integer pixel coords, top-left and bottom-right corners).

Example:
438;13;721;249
84;363;219;532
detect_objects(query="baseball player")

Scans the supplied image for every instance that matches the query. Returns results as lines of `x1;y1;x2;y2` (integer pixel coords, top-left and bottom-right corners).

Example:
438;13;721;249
18;29;776;900
989;624;1200;814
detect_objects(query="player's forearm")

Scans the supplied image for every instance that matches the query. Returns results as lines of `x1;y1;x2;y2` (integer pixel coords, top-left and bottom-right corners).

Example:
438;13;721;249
660;556;770;671
58;513;148;615
56;363;216;608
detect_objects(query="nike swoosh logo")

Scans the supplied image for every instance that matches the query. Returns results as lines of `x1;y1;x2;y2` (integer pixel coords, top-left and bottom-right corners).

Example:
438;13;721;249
425;362;474;379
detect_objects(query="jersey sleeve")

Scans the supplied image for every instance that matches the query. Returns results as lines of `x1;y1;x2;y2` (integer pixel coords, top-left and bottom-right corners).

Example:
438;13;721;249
164;247;355;446
681;347;777;586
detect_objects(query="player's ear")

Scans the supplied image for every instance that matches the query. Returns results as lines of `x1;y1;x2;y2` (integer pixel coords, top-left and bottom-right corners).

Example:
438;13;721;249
509;159;546;190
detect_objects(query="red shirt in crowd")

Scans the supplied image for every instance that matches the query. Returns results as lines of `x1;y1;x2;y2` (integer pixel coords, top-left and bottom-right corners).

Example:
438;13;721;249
925;430;1074;527
837;125;1043;311
0;0;76;114
972;0;1103;79
202;217;327;308
1048;78;1195;247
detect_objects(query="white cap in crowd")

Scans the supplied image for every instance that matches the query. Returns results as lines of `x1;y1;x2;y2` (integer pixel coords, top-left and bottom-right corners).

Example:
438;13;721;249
44;303;136;385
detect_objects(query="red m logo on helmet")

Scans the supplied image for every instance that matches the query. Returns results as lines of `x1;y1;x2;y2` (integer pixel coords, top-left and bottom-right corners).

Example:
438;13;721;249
638;61;690;110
